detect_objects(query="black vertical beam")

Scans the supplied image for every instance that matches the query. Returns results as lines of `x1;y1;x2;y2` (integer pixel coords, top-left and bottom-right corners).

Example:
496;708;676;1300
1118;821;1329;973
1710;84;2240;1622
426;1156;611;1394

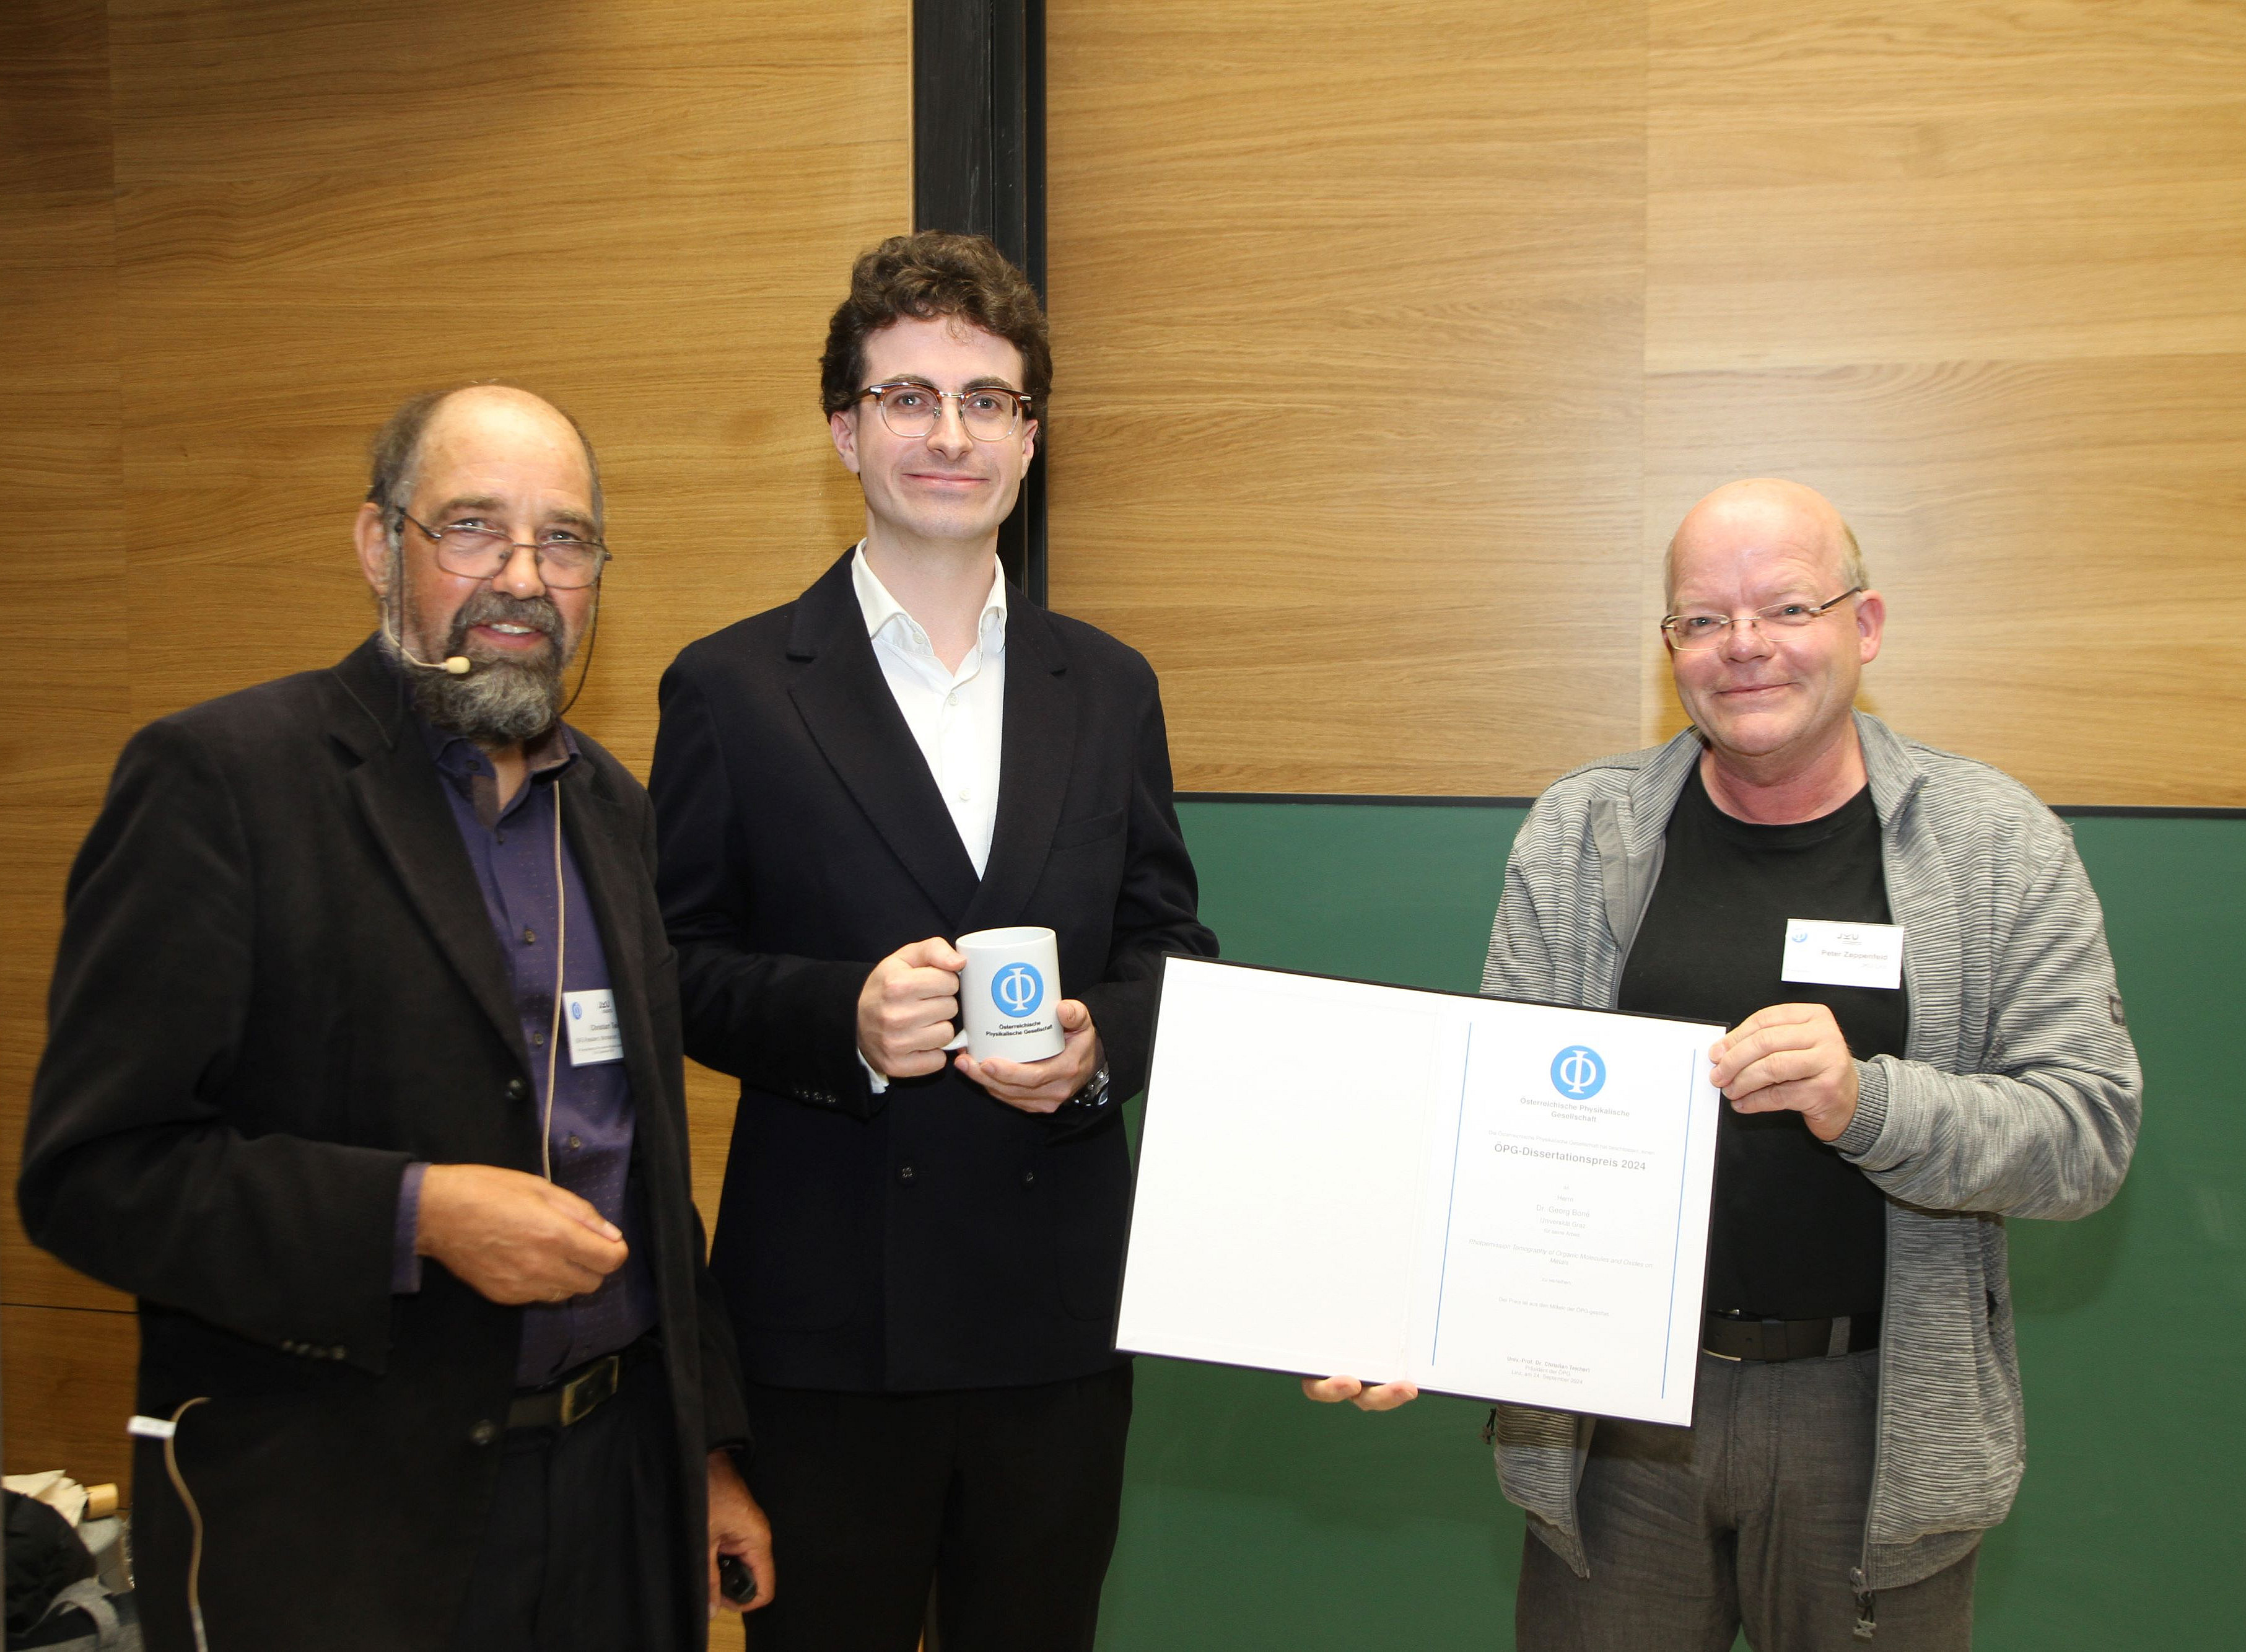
913;0;1047;603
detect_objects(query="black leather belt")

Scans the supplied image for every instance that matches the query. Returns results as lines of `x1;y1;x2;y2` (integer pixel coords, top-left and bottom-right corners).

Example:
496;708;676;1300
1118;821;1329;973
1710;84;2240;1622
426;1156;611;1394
506;1337;656;1431
1701;1309;1881;1363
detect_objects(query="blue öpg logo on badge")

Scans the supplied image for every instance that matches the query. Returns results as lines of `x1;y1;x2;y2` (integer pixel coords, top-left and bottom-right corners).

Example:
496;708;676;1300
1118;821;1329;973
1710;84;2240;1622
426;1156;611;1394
994;963;1045;1019
570;1002;583;1020
1551;1045;1606;1099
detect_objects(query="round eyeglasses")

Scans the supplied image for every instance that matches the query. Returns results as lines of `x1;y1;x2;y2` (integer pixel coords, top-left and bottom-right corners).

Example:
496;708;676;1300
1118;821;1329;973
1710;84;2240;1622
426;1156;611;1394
1659;587;1864;651
400;511;610;590
858;382;1034;442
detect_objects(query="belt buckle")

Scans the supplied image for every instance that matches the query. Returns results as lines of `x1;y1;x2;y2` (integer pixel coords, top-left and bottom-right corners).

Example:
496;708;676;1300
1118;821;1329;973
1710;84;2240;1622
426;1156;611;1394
559;1353;620;1427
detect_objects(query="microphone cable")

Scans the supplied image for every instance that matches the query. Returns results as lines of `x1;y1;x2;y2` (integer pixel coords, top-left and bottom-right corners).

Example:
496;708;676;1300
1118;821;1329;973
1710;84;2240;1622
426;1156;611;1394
128;1398;212;1652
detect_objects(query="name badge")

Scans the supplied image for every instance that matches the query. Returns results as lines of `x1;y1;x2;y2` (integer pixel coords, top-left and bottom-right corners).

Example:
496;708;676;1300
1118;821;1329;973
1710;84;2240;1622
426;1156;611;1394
562;989;624;1065
1780;919;1905;990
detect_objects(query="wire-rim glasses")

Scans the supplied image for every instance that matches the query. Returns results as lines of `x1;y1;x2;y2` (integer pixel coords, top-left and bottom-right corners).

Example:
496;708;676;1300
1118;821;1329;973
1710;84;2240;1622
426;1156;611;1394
859;382;1034;442
1659;587;1865;650
398;510;610;589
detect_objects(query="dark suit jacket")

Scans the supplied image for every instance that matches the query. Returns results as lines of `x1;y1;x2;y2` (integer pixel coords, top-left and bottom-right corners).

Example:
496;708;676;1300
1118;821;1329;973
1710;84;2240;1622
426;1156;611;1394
650;551;1218;1392
17;638;748;1652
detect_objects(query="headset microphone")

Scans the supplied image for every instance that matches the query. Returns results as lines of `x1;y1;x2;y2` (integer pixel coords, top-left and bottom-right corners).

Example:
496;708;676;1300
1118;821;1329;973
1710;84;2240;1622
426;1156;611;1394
380;616;473;675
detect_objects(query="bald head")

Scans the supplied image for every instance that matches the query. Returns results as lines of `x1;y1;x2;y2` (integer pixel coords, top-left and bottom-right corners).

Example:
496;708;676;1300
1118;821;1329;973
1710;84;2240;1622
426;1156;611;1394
1664;479;1863;608
366;382;603;537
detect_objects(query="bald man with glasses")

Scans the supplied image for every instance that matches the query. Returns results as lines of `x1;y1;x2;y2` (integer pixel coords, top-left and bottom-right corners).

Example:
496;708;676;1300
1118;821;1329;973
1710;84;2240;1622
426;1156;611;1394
1311;479;2140;1651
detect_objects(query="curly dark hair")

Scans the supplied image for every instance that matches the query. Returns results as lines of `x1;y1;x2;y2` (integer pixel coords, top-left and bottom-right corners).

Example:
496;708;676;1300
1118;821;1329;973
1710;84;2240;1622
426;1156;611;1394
818;232;1051;421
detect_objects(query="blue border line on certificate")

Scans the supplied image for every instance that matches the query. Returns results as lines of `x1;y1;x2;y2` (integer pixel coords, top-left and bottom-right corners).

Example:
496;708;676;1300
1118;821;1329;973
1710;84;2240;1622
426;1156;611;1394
1429;1023;1475;1364
1659;1045;1700;1395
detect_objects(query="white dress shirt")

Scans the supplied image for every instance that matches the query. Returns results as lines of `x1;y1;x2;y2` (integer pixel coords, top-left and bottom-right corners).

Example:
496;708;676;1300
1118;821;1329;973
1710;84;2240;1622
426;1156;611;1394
851;544;1008;1096
850;543;1008;877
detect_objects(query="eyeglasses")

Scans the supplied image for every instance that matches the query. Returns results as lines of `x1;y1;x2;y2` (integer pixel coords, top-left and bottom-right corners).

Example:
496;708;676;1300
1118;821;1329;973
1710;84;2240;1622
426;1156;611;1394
399;511;610;589
858;382;1034;442
1659;587;1864;650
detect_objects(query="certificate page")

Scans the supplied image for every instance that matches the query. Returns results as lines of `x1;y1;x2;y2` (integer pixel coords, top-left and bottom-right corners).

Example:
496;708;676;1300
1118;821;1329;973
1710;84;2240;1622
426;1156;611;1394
1410;997;1721;1424
1119;959;1722;1424
1116;959;1451;1385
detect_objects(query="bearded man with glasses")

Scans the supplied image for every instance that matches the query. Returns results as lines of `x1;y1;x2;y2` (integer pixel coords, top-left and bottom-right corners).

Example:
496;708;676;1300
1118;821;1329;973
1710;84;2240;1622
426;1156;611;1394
20;383;772;1651
1309;478;2139;1651
649;233;1217;1651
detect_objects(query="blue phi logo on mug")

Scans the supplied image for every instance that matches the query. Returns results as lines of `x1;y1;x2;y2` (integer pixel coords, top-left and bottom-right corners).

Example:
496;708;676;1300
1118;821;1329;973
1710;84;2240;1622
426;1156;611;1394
994;963;1045;1019
1550;1045;1606;1099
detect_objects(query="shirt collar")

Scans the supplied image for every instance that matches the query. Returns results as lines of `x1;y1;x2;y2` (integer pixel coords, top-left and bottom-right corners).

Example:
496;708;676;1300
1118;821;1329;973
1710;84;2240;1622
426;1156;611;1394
850;541;1008;658
415;709;578;827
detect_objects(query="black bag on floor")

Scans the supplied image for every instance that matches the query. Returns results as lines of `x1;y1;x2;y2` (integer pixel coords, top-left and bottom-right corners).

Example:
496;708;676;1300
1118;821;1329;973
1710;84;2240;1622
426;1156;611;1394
5;1492;139;1651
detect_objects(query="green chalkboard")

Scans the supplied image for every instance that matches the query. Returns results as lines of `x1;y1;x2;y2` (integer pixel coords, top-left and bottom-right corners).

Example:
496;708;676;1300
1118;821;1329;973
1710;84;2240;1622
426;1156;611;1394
1091;802;2243;1651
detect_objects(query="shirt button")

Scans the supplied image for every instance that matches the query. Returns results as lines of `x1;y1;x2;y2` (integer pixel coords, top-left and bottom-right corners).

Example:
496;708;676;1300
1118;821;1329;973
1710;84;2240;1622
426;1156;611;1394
506;1078;530;1101
531;1031;544;1046
1021;1168;1037;1186
567;1134;583;1151
495;831;506;844
522;928;536;945
897;1163;916;1184
946;693;958;707
470;1420;500;1446
956;791;969;803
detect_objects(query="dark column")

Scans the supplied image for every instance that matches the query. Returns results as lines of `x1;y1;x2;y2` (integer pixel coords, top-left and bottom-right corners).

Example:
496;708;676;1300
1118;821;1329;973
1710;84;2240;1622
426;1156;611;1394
913;0;1047;603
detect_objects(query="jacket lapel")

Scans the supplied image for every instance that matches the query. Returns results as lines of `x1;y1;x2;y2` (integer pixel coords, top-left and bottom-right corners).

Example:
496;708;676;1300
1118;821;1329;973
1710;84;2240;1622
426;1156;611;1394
556;764;681;1184
785;553;981;922
959;597;1075;933
323;639;528;1069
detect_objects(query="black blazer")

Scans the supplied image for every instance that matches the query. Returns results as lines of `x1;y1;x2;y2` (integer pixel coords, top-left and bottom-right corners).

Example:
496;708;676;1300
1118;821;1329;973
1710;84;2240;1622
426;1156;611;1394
650;551;1218;1392
17;638;747;1652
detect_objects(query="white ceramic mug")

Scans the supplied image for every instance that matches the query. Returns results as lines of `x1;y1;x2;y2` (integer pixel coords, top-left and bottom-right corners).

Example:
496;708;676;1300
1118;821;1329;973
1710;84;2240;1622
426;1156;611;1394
954;925;1066;1062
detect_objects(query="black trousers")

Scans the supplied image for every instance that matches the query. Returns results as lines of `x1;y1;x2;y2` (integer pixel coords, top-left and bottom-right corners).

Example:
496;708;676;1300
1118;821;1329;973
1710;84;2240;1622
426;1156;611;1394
445;1353;693;1652
741;1364;1134;1652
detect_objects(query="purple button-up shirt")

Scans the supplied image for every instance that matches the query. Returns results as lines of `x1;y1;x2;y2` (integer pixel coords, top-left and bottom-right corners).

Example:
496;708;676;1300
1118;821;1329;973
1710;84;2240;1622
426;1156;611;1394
393;716;658;1386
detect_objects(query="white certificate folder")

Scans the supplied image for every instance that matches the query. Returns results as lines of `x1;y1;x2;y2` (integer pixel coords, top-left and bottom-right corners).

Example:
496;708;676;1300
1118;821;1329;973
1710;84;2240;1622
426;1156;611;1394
1116;958;1724;1425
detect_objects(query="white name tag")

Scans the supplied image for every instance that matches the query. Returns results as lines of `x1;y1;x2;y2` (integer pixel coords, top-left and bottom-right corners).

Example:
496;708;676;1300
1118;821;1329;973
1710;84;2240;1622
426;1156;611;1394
562;989;624;1065
1780;919;1905;990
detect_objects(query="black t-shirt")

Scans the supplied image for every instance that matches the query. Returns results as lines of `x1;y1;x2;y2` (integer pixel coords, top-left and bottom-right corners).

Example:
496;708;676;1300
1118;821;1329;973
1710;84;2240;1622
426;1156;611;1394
1617;764;1907;1319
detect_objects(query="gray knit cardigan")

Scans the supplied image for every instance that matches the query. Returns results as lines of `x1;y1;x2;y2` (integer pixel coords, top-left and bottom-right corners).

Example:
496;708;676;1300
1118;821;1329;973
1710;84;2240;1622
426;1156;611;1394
1479;712;2142;1595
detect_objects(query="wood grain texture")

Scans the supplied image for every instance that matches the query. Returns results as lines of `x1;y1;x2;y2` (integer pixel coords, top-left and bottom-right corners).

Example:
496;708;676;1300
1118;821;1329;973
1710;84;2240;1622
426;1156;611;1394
109;0;908;759
0;0;137;1401
1049;0;2245;803
1;1306;138;1490
1642;0;2246;802
1641;357;2246;803
2;0;907;1508
1045;0;1650;796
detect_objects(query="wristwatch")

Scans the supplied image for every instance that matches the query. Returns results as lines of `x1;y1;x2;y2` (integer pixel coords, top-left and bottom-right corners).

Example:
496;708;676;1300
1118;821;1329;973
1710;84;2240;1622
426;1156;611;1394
1067;1063;1113;1112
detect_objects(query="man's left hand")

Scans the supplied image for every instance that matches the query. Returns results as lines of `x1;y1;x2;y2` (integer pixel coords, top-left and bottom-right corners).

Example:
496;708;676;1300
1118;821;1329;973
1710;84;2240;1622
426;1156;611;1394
955;999;1102;1115
706;1449;774;1617
1709;1002;1859;1142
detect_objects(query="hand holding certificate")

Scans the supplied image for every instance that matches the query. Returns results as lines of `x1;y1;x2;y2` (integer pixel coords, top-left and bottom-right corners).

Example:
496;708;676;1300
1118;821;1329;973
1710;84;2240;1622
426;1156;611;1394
1115;958;1724;1425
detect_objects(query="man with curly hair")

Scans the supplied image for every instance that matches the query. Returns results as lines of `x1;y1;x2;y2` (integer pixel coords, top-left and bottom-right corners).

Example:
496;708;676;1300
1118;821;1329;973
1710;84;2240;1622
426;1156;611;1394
650;233;1218;1650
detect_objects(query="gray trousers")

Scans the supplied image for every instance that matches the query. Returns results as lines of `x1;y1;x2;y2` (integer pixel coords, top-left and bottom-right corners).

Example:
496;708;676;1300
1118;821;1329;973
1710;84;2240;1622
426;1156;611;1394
1516;1348;1978;1652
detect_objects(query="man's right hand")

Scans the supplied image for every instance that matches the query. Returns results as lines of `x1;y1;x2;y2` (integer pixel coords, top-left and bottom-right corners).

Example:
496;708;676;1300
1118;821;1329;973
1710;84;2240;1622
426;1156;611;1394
1301;1375;1420;1412
857;937;967;1078
415;1163;629;1305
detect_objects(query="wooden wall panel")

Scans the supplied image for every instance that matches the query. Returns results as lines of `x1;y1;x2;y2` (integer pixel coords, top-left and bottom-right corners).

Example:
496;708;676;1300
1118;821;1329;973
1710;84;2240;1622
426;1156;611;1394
0;0;137;1439
108;0;909;767
1642;0;2246;802
1;1306;139;1494
1049;0;2246;805
2;0;909;1488
1045;0;1650;795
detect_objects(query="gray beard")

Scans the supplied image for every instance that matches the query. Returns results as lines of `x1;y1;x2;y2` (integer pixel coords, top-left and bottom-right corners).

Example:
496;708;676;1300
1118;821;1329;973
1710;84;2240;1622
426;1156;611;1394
397;588;577;745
